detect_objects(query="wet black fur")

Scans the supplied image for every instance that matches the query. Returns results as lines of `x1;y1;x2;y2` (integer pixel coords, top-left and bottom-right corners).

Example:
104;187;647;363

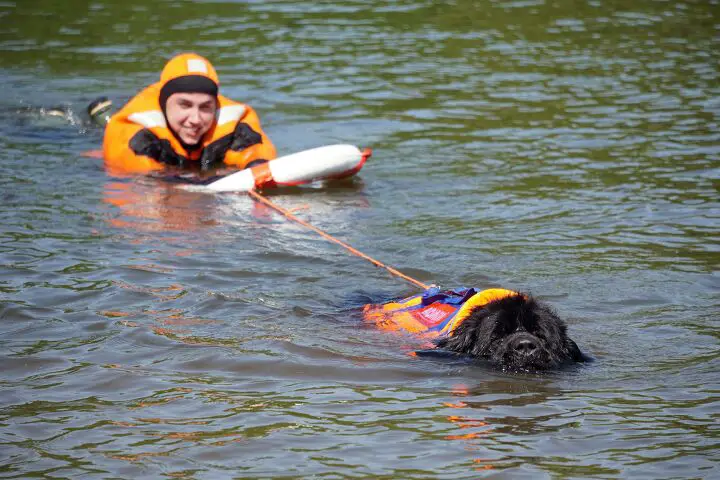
435;294;588;371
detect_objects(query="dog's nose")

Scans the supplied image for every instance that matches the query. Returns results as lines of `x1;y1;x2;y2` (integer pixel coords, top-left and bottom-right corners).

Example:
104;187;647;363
514;339;537;356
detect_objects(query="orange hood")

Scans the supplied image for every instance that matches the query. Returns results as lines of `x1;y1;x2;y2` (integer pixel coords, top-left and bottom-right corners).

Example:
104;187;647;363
160;53;219;87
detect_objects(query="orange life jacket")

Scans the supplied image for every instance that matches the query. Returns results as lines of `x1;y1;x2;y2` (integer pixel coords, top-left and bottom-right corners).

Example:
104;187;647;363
363;287;520;337
102;53;276;175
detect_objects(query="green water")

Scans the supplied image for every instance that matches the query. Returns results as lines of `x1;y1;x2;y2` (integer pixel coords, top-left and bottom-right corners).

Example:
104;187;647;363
1;0;718;478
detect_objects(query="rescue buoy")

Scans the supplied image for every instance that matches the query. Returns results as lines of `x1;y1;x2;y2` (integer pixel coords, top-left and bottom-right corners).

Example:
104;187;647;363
182;144;371;192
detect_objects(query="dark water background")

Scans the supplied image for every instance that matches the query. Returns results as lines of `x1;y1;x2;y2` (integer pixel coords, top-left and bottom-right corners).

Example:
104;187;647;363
1;0;718;478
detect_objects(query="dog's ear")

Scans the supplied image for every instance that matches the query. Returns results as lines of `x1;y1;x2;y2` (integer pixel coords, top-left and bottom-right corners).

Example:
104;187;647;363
525;299;590;364
567;338;592;362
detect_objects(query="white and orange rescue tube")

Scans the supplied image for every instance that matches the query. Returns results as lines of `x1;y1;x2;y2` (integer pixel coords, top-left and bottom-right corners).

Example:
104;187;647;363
188;144;371;193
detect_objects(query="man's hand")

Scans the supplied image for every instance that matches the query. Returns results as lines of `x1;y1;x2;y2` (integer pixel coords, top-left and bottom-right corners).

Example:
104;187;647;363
199;122;263;171
229;122;262;151
129;129;187;166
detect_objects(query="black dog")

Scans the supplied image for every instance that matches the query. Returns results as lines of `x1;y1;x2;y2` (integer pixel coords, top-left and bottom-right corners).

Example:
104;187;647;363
436;294;589;371
364;288;589;371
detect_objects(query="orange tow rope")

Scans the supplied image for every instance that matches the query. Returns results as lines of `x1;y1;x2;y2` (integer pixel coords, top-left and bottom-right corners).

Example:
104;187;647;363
247;189;430;290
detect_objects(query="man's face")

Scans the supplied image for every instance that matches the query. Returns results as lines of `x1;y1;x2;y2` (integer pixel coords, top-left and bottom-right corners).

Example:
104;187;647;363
165;92;217;146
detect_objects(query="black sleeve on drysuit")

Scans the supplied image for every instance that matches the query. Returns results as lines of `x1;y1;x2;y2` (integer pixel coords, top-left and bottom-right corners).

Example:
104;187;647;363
199;122;265;171
129;128;188;167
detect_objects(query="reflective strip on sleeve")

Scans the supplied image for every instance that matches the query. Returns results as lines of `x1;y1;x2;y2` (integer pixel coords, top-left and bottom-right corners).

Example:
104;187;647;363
216;105;247;126
128;111;167;128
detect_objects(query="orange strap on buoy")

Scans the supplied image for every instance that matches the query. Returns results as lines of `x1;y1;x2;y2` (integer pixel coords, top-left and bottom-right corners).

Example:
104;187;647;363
250;162;276;189
247;189;430;290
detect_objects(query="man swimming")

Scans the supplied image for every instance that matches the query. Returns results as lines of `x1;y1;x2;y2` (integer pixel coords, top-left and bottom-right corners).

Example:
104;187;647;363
102;53;276;175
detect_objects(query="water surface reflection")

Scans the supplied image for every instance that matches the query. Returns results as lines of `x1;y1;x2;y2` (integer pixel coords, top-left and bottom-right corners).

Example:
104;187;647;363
1;0;718;478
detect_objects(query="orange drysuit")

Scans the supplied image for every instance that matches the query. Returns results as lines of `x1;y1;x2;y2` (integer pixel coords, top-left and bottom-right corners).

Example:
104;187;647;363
103;53;276;175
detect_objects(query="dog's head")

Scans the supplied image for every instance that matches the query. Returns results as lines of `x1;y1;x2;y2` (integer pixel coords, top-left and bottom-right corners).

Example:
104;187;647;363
436;294;587;371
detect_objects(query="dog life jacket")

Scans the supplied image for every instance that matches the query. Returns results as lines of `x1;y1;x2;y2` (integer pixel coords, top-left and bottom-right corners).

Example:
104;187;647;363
363;287;519;337
103;53;276;174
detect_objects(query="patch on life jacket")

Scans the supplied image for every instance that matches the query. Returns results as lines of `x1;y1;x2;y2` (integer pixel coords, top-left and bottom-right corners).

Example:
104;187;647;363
187;58;209;74
414;303;456;325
